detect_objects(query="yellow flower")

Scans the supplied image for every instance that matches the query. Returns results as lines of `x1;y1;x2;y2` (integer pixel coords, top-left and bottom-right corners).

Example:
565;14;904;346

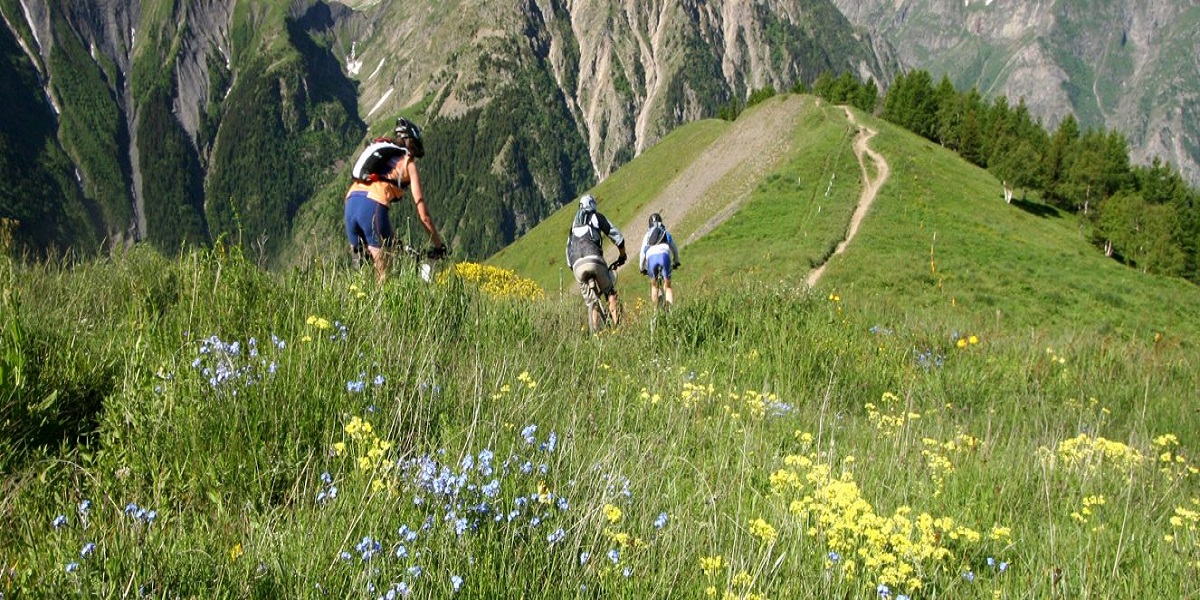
230;543;243;562
603;503;623;524
700;555;724;577
749;518;777;543
968;335;979;345
732;570;753;587
956;338;968;349
332;442;346;455
706;586;717;597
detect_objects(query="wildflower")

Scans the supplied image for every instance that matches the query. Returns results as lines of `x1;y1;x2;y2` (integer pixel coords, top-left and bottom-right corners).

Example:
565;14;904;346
451;575;463;592
395;545;408;559
521;424;537;444
373;374;386;386
607;549;620;564
622;567;632;578
230;543;244;561
700;555;724;577
654;512;669;529
749;517;777;543
963;571;975;582
80;542;96;558
548;528;566;544
52;515;67;529
603;504;623;524
877;583;891;597
77;499;91;515
556;496;570;511
579;552;591;565
346;380;365;393
828;551;840;563
408;565;423;578
65;562;79;573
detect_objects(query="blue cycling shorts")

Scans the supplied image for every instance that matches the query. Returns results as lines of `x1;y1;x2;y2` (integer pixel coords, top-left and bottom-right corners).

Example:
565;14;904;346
646;252;672;280
344;191;394;248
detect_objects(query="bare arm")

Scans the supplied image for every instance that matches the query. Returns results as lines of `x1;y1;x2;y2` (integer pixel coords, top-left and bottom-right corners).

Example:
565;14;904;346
406;160;443;247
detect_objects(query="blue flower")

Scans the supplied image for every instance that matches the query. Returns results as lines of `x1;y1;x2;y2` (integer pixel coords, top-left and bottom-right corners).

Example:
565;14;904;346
373;374;386;386
579;552;591;566
963;571;975;583
540;431;558;453
607;549;620;564
454;517;469;535
987;557;995;567
65;562;79;573
80;542;96;558
547;528;565;544
999;561;1010;573
828;551;840;563
876;583;890;597
521;424;537;445
450;575;463;592
52;514;67;529
482;479;500;498
556;496;570;511
622;567;632;578
408;565;423;578
395;545;408;559
339;551;352;562
346;380;365;393
320;472;333;484
654;512;669;529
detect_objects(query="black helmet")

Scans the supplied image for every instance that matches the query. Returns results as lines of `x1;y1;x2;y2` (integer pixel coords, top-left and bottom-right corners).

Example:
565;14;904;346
394;117;425;158
649;213;663;228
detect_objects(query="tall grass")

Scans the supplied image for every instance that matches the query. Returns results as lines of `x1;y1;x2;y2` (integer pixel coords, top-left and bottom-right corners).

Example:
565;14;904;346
2;245;1197;597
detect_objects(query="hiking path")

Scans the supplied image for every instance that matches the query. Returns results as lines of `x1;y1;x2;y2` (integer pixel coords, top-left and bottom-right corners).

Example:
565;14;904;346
805;107;890;288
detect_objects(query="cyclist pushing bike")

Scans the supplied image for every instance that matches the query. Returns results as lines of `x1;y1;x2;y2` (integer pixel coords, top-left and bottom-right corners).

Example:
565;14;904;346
565;193;626;331
638;213;681;308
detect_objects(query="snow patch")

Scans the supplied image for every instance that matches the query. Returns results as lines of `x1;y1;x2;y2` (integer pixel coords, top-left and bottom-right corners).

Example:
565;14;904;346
367;87;394;117
345;41;362;76
368;57;386;81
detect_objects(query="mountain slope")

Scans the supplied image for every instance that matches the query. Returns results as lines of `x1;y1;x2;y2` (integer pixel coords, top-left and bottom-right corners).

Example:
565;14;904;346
831;0;1200;188
491;94;1200;336
0;0;892;262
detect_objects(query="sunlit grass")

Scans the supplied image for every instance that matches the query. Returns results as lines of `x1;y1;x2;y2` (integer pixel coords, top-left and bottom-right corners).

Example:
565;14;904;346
3;245;1198;597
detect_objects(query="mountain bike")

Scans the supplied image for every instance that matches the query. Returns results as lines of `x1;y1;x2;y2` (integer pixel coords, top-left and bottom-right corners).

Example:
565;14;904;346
400;242;448;283
645;262;680;311
583;259;623;334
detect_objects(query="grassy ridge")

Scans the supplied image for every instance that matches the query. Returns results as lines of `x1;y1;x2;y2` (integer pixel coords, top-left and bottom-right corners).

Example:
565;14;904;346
820;110;1200;343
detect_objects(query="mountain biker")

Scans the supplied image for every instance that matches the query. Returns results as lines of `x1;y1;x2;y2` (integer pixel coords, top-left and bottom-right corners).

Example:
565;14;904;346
638;213;681;307
565;193;626;330
345;117;445;281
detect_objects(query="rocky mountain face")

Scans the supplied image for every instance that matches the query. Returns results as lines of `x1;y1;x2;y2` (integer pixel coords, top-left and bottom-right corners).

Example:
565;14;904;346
0;0;891;260
832;0;1200;187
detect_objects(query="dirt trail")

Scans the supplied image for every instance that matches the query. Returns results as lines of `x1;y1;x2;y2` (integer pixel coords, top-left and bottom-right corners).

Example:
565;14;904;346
805;107;890;288
624;95;809;247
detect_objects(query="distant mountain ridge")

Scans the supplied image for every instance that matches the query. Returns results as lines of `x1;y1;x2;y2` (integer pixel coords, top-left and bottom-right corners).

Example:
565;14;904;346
0;0;893;261
831;0;1200;187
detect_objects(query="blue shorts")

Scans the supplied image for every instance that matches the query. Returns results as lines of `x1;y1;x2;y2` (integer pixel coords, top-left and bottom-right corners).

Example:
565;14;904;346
344;191;393;248
646;252;672;280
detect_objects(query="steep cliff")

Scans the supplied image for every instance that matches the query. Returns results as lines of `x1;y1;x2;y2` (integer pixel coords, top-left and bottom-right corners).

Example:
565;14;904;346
0;0;890;260
832;0;1200;187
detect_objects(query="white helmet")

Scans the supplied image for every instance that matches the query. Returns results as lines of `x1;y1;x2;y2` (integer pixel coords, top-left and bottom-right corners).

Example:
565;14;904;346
578;194;596;212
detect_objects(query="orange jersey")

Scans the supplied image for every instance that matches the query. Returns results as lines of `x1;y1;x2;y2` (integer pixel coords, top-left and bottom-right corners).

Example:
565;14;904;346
345;180;404;206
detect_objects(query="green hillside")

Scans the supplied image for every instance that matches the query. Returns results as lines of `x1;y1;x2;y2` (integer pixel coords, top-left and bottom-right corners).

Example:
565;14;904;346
492;95;1200;342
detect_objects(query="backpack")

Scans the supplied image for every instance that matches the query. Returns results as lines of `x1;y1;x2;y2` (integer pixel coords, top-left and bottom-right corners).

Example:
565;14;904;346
351;141;406;183
646;224;667;247
566;210;604;264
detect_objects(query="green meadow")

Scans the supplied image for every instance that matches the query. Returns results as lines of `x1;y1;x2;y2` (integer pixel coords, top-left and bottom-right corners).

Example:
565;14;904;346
3;96;1200;598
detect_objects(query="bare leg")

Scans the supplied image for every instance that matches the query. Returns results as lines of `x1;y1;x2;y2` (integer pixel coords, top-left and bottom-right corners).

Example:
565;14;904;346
650;280;660;305
367;245;388;282
663;278;674;305
608;292;620;326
